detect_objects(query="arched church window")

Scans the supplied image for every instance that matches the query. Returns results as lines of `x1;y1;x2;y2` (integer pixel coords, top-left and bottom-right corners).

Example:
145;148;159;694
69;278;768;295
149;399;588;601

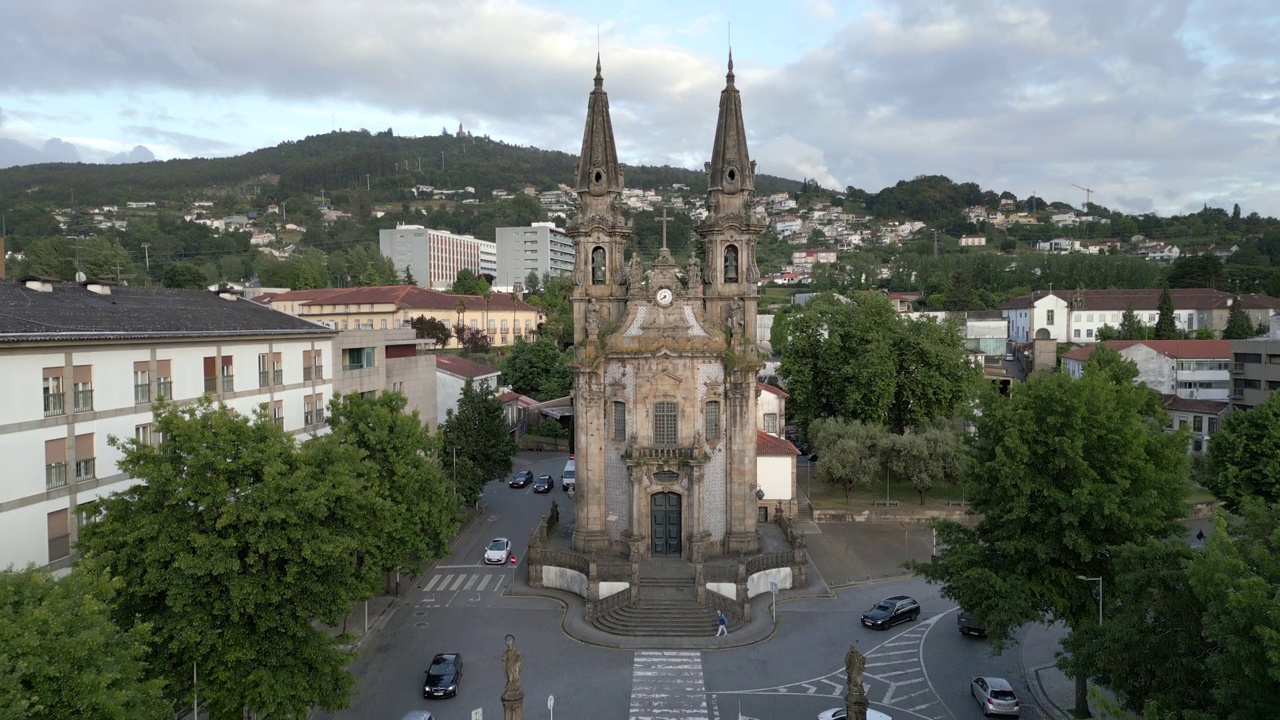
591;246;606;284
653;401;678;447
724;245;739;283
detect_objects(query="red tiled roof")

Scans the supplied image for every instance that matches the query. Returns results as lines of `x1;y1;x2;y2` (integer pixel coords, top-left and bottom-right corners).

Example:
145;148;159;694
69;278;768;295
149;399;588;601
495;391;538;407
1162;395;1230;415
757;430;800;456
1062;339;1232;363
757;382;789;398
436;354;499;379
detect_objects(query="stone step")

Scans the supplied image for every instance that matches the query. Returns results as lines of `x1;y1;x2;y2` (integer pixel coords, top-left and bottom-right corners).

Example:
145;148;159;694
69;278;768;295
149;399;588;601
591;599;742;637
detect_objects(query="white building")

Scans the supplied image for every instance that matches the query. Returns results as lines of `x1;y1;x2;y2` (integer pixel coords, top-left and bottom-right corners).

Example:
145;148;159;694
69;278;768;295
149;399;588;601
1000;289;1276;343
434;354;504;427
379;224;491;290
958;235;986;247
1061;340;1232;400
493;223;576;292
0;278;336;572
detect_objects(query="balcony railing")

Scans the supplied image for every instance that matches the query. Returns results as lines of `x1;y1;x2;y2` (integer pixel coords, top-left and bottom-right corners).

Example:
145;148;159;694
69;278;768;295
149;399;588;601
222;375;235;392
1231;362;1245;374
75;458;95;482
204;377;217;394
157;379;173;399
73;389;94;413
304;410;314;426
46;462;68;490
272;369;283;385
43;393;65;417
1230;389;1246;400
48;534;71;562
134;383;151;404
303;366;313;381
313;365;323;381
630;445;699;461
259;370;270;388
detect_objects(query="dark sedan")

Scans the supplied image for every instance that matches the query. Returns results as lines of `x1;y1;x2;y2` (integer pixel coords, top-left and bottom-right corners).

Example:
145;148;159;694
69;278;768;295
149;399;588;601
509;470;534;488
861;595;920;630
532;474;554;493
423;652;463;698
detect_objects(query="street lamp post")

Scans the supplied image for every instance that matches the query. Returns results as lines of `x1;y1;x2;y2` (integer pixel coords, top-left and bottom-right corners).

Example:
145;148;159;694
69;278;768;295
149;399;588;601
1076;575;1103;626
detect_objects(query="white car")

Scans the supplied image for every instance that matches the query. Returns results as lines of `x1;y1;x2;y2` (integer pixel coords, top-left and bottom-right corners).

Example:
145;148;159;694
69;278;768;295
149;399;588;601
483;537;511;565
817;708;892;720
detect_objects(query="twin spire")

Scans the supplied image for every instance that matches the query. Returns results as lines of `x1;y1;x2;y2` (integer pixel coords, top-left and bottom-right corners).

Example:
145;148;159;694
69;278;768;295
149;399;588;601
575;53;753;200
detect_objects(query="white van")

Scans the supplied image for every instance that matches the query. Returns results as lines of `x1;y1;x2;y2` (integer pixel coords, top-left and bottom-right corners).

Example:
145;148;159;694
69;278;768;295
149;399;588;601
561;459;576;492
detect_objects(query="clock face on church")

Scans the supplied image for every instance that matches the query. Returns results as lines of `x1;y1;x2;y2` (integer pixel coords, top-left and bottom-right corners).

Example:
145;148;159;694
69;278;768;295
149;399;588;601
655;287;673;306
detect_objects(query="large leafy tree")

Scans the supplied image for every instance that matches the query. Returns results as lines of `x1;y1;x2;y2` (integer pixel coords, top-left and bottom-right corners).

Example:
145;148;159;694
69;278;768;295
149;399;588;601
886;424;964;504
1118;300;1146;340
780;293;978;433
319;392;459;581
410;315;452;346
500;336;572;401
0;567;169;720
1202;389;1280;512
910;370;1189;717
438;380;517;503
449;268;490;295
77;400;379;719
810;418;888;501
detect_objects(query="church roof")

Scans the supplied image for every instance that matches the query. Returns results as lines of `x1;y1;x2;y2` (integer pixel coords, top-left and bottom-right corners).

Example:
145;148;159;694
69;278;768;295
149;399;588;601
573;55;624;196
706;52;755;196
757;382;789;398
757;430;800;456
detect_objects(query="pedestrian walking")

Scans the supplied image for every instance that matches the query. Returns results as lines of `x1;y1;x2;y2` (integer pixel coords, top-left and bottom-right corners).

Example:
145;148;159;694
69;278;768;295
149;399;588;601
716;609;728;636
1196;529;1206;542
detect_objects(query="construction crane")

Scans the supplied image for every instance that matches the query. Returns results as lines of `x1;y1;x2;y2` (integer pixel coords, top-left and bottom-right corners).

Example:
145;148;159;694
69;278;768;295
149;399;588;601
1071;183;1094;212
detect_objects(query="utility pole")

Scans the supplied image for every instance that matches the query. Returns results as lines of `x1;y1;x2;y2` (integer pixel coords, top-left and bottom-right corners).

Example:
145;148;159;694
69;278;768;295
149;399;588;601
933;229;938;256
140;242;151;272
440;151;445;170
366;174;371;191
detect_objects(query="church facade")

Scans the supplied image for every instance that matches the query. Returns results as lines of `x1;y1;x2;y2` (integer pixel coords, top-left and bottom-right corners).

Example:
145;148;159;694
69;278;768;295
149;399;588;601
568;56;766;561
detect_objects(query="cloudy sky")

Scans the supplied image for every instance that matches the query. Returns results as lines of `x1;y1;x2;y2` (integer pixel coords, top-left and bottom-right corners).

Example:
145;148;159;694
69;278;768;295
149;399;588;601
1;0;1277;216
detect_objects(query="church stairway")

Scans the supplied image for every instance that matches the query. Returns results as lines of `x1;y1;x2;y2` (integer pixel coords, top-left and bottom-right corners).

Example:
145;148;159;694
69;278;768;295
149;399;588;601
591;598;742;637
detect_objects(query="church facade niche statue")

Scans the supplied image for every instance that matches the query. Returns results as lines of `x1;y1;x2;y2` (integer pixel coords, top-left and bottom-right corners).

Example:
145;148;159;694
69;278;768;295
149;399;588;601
591;246;607;284
724;244;739;283
586;299;602;339
686;249;702;287
728;296;745;338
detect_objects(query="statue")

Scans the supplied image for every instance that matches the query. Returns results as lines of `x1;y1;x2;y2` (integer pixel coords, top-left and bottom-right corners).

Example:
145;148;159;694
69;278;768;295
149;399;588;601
845;643;870;720
687;250;702;287
586;300;602;339
548;500;560;528
503;635;522;690
728;297;746;338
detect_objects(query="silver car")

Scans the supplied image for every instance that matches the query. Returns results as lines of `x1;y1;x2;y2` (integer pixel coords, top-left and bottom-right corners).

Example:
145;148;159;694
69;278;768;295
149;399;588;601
971;676;1020;716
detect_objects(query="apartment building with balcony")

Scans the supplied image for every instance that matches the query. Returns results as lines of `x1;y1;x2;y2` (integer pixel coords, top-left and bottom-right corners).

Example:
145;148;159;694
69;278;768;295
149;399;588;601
1061;340;1232;400
494;223;576;292
1;278;336;572
1229;315;1280;410
331;328;438;431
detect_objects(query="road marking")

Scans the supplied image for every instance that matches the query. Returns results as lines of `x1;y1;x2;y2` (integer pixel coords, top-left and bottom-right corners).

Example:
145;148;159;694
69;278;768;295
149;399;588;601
448;574;467;591
423;575;443;592
463;574;478;591
630;651;708;720
476;575;491;591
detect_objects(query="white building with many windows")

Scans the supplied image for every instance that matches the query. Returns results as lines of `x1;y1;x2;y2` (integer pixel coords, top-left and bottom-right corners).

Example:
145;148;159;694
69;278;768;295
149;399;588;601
379;224;494;290
493;223;576;292
0;278;336;572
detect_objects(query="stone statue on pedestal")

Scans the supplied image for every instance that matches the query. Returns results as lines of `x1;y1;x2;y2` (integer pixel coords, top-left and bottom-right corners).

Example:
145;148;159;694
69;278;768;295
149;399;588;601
502;634;524;720
845;643;869;720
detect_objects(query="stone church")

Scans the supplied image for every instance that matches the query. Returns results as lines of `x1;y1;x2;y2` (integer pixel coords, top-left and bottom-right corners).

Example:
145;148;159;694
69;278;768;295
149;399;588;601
568;55;766;561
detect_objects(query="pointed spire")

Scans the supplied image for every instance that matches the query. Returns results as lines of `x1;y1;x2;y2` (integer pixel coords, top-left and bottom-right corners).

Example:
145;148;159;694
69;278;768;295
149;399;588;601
575;56;624;198
706;52;754;199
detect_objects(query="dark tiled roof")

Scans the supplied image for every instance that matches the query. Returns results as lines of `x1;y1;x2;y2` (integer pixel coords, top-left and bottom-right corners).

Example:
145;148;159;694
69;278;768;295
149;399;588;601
1000;288;1278;312
436;354;499;379
757;430;800;456
1162;395;1230;415
0;281;335;342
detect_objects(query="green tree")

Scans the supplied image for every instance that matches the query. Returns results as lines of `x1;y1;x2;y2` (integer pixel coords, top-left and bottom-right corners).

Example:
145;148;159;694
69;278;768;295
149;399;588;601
499;336;572;401
449;268;490;295
1095;324;1119;341
910;371;1189;717
161;261;209;289
1166;254;1224;289
410;315;452;346
886;424;964;504
1222;295;1255;339
319;392;459;580
809;418;888;501
402;264;416;285
1202;390;1280;512
1154;286;1179;339
0;567;169;720
438;380;517;504
1118;301;1145;340
77;400;379;718
887;316;982;432
523;270;542;296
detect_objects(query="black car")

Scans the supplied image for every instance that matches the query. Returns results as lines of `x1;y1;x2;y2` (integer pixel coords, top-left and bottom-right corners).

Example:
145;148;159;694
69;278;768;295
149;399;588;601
423;652;463;698
532;474;554;493
958;609;987;636
861;595;920;630
509;470;534;488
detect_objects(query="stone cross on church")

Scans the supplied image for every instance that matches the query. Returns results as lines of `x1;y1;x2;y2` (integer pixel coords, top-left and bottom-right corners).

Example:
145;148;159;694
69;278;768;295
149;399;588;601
567;53;767;561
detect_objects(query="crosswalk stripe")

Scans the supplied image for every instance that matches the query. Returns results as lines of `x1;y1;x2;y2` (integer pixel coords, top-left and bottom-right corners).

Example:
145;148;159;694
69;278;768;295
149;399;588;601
630;651;708;720
463;574;478;591
476;574;491;591
448;574;467;591
423;575;442;592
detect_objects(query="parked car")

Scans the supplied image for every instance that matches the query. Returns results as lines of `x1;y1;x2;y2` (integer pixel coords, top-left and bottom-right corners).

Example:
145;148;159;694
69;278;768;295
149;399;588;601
423;653;463;698
483;538;511;565
561;459;576;492
533;474;553;493
817;708;892;720
860;595;920;630
400;712;434;720
509;470;534;488
970;676;1020;716
958;609;987;636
